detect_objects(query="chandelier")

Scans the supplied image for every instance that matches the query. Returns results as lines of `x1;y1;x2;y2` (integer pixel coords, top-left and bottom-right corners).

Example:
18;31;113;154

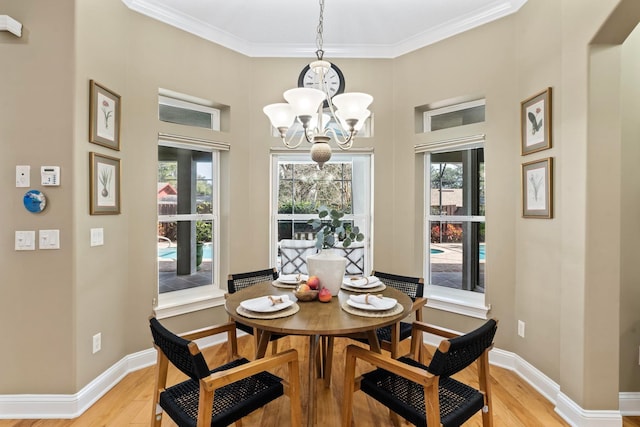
263;0;373;169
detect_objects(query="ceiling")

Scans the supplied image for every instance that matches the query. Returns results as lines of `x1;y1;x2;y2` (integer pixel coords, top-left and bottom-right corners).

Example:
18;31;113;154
122;0;527;59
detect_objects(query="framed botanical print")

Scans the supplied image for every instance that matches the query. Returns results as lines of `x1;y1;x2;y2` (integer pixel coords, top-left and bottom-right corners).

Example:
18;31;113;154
522;157;553;219
90;152;121;215
89;80;121;150
521;87;552;155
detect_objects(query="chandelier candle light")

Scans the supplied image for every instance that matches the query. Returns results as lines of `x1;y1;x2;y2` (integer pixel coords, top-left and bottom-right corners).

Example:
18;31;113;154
263;0;373;169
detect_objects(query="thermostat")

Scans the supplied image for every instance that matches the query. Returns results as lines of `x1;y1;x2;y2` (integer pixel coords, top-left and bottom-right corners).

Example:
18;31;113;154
41;166;60;186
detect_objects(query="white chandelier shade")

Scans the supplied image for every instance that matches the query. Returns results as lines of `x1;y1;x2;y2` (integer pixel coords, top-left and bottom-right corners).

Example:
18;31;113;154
262;103;296;131
284;88;326;117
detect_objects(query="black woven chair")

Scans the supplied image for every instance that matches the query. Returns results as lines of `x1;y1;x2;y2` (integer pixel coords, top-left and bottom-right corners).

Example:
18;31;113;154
227;268;287;354
342;319;498;427
149;317;301;427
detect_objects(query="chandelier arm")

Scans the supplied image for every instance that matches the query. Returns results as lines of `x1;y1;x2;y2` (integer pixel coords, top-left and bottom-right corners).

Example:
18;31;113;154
338;140;353;151
280;131;307;149
324;127;356;147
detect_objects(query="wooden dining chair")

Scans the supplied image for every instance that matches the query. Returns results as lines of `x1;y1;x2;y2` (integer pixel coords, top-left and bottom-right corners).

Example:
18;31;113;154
342;319;498;427
321;271;426;389
364;270;426;358
227;267;287;354
149;316;301;427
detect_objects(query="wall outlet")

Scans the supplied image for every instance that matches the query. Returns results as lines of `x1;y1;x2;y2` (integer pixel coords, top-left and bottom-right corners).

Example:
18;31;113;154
518;320;525;338
93;333;101;354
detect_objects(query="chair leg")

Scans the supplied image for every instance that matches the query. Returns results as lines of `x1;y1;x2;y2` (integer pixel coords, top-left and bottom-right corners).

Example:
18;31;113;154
151;403;163;427
271;339;278;355
341;346;358;427
478;353;494;427
151;353;168;427
287;350;303;427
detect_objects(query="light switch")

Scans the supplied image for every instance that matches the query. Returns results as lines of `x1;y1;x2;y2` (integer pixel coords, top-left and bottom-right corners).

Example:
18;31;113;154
90;228;104;246
39;229;60;249
15;230;36;250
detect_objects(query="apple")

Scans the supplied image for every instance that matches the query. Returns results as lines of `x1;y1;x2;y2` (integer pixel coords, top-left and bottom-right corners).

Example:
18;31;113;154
318;287;332;302
307;275;320;290
297;283;311;293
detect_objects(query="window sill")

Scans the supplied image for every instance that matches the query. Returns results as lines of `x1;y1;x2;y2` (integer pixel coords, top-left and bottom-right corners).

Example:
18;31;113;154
424;284;490;319
155;286;226;319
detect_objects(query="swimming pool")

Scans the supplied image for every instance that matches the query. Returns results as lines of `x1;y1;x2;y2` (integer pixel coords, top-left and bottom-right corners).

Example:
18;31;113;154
430;244;485;260
158;244;212;260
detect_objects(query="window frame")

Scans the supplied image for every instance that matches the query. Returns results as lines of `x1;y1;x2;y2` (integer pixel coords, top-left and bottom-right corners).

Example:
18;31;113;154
422;140;489;319
270;152;373;276
155;139;225;319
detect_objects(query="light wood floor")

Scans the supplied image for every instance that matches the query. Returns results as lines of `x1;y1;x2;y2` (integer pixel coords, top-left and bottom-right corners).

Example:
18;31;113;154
1;334;639;427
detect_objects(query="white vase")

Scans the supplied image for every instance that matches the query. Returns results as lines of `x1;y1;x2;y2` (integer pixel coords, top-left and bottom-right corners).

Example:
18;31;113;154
307;249;347;296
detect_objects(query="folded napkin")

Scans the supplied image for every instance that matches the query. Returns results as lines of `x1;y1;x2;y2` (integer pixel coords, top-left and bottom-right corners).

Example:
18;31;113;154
279;274;308;282
343;276;380;288
267;294;290;306
349;294;387;308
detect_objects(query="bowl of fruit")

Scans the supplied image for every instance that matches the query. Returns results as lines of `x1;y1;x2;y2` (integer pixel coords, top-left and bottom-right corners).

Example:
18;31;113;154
293;283;319;301
293;275;320;301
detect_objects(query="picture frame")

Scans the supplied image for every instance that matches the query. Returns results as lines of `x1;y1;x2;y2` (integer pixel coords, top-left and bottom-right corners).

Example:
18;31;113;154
521;87;552;155
89;80;121;150
522;157;553;219
90;152;121;215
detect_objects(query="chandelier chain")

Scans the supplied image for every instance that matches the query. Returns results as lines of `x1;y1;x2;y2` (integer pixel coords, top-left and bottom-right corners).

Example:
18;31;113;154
315;0;325;59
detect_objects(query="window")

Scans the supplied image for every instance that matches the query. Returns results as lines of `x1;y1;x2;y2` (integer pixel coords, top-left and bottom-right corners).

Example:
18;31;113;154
422;141;489;318
271;153;372;276
157;140;223;316
159;95;220;131
423;99;485;133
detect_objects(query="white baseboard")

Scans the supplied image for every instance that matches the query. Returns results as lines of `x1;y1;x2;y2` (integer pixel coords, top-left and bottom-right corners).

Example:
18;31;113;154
421;330;624;427
0;332;228;419
620;392;640;415
0;329;632;424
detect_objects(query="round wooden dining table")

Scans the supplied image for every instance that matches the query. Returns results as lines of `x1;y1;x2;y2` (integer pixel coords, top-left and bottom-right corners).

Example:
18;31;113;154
224;281;413;427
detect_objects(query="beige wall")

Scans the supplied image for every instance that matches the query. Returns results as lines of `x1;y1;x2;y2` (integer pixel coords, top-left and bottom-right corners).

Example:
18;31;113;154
0;0;76;394
619;21;640;393
2;0;640;414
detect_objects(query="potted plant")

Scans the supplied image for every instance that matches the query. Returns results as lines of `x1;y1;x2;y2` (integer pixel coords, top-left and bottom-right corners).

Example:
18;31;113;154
308;206;365;250
195;220;212;268
306;206;365;295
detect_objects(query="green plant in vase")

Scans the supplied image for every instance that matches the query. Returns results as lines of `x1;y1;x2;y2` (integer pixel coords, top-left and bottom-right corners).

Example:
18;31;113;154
306;206;365;296
308;205;365;250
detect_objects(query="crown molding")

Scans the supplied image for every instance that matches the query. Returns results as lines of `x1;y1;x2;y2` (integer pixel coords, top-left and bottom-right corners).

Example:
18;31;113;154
0;15;22;37
121;0;527;59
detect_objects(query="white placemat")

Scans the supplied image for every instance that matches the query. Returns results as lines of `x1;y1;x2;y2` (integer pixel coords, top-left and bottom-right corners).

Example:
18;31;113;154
272;280;299;289
236;303;300;319
340;283;386;293
340;302;404;318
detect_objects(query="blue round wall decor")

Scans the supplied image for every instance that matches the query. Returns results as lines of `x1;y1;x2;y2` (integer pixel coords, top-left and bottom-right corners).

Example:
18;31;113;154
23;189;47;213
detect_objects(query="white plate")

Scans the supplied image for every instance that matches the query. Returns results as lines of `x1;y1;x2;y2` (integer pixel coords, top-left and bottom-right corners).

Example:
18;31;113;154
278;274;305;284
346;296;397;311
342;278;382;289
240;295;294;313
